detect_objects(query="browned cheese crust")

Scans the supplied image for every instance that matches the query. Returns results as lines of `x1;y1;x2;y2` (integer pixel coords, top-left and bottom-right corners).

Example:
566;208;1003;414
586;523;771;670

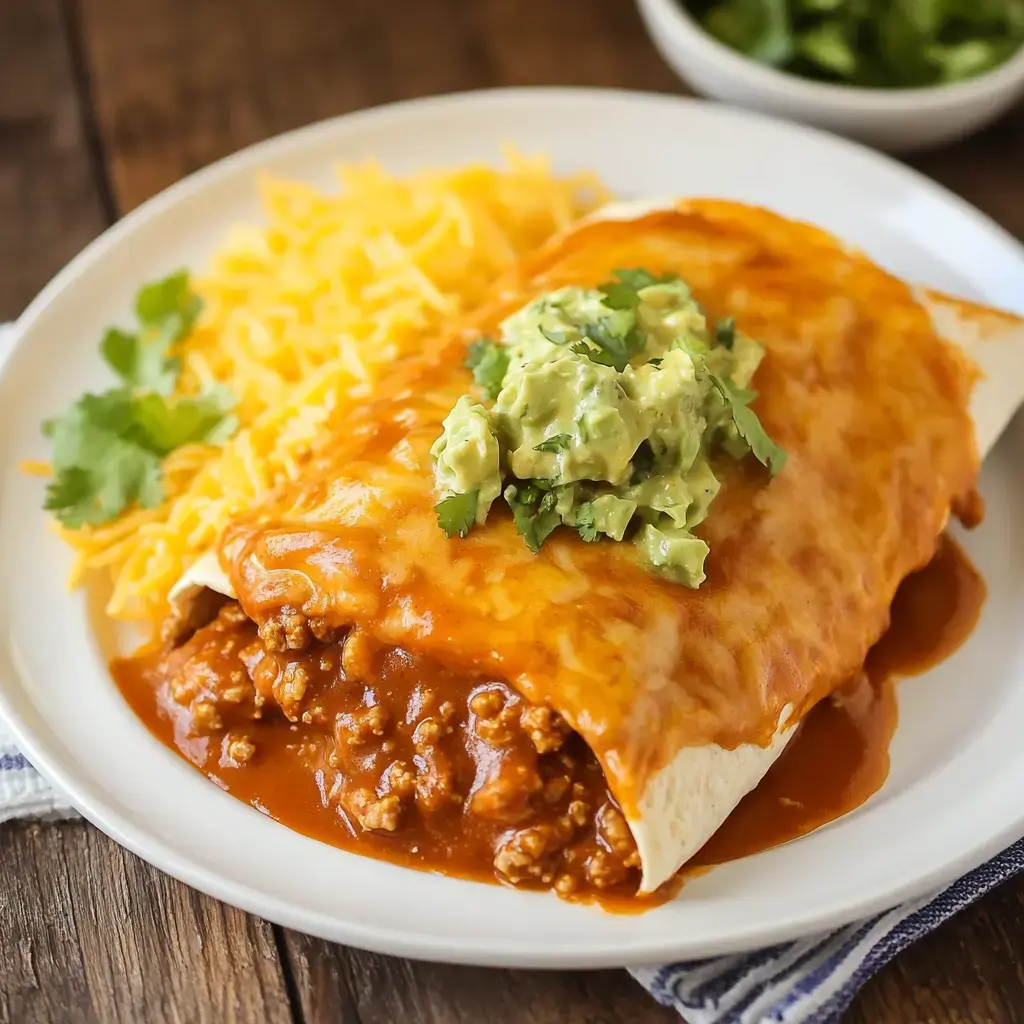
213;202;978;812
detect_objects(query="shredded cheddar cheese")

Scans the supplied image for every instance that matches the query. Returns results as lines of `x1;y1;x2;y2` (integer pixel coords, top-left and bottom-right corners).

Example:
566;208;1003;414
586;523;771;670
56;151;609;624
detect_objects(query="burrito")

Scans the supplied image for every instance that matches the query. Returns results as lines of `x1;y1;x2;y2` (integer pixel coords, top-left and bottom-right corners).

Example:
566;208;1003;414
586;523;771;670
121;199;1020;903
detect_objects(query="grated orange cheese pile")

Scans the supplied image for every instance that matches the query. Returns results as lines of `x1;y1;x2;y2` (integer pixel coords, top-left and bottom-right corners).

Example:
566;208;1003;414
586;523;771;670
57;152;609;627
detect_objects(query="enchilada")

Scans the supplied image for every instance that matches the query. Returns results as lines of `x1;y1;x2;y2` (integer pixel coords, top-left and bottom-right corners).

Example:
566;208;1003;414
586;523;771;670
111;199;1011;904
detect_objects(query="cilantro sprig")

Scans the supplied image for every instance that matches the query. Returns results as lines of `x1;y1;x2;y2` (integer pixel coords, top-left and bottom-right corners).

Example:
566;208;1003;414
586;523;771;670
41;271;237;528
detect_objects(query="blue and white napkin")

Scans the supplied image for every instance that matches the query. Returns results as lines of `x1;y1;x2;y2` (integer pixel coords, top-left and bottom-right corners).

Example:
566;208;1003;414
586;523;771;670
1;321;1020;1022
630;838;1024;1022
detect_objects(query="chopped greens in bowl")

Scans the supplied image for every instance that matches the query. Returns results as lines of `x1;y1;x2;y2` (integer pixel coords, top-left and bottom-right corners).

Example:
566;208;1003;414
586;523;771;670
682;0;1024;87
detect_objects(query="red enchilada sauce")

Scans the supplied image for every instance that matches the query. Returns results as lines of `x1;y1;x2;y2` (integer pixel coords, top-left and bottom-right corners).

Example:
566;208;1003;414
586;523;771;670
116;610;647;902
695;534;985;866
112;533;984;907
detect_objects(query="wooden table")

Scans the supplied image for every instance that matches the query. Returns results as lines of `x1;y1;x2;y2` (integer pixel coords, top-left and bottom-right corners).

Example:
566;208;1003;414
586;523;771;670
1;2;1023;1021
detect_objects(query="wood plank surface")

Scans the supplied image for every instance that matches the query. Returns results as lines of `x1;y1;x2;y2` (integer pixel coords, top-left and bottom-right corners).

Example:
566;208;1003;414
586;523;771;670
281;929;679;1024
0;822;293;1024
75;0;681;210
0;6;297;1018
0;0;109;320
1;1;1023;1022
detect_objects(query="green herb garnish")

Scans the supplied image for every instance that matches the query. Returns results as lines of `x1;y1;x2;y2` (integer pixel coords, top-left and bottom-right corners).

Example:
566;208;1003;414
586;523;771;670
533;434;572;453
709;374;788;477
505;484;561;553
465;337;510;400
135;271;203;335
599;268;676;310
434;490;479;538
715;317;736;350
685;0;1024;87
574;502;599;543
539;326;570;345
42;272;237;528
571;321;647;373
431;271;789;580
99;270;199;394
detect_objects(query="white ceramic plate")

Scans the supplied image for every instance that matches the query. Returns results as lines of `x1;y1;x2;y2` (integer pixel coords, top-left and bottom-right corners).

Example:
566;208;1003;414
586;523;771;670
2;89;1023;968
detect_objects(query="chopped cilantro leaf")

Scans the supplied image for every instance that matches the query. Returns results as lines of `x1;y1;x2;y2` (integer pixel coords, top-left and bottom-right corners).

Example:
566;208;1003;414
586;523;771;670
715;317;736;350
533;510;561;551
671;335;709;360
615;268;674;290
516;482;544;506
533;433;571;453
600;282;644;312
505;483;561;554
575;502;599;542
434;490;479;538
709;373;788;477
572;321;646;373
507;495;535;548
599;268;678;310
464;337;510;400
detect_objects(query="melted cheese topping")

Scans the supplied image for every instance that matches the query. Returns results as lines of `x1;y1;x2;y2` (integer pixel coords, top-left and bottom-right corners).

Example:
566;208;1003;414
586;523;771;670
219;201;979;812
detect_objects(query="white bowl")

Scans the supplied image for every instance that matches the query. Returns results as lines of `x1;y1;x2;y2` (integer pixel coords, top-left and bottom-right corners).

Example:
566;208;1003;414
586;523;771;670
636;0;1024;152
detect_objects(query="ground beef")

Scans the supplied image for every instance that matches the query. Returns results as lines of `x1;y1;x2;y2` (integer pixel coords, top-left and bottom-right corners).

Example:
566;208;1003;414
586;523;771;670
222;732;256;766
471;760;544;823
344;787;403;832
493;819;576;885
520;706;570;753
157;601;642;902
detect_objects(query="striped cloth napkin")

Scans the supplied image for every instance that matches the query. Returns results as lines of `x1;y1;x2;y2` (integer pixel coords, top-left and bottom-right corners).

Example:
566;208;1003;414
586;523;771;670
1;322;1021;1022
630;839;1024;1022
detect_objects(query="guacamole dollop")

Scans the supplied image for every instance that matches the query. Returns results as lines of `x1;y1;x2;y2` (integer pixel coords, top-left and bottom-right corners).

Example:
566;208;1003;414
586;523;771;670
430;269;786;586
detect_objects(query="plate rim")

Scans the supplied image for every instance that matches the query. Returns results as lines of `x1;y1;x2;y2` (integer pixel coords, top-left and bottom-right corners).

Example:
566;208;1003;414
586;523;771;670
12;86;1024;343
3;86;1024;967
4;679;1024;968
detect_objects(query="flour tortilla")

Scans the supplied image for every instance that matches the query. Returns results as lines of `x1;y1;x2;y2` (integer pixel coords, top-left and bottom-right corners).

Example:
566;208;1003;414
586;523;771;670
167;201;1024;894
